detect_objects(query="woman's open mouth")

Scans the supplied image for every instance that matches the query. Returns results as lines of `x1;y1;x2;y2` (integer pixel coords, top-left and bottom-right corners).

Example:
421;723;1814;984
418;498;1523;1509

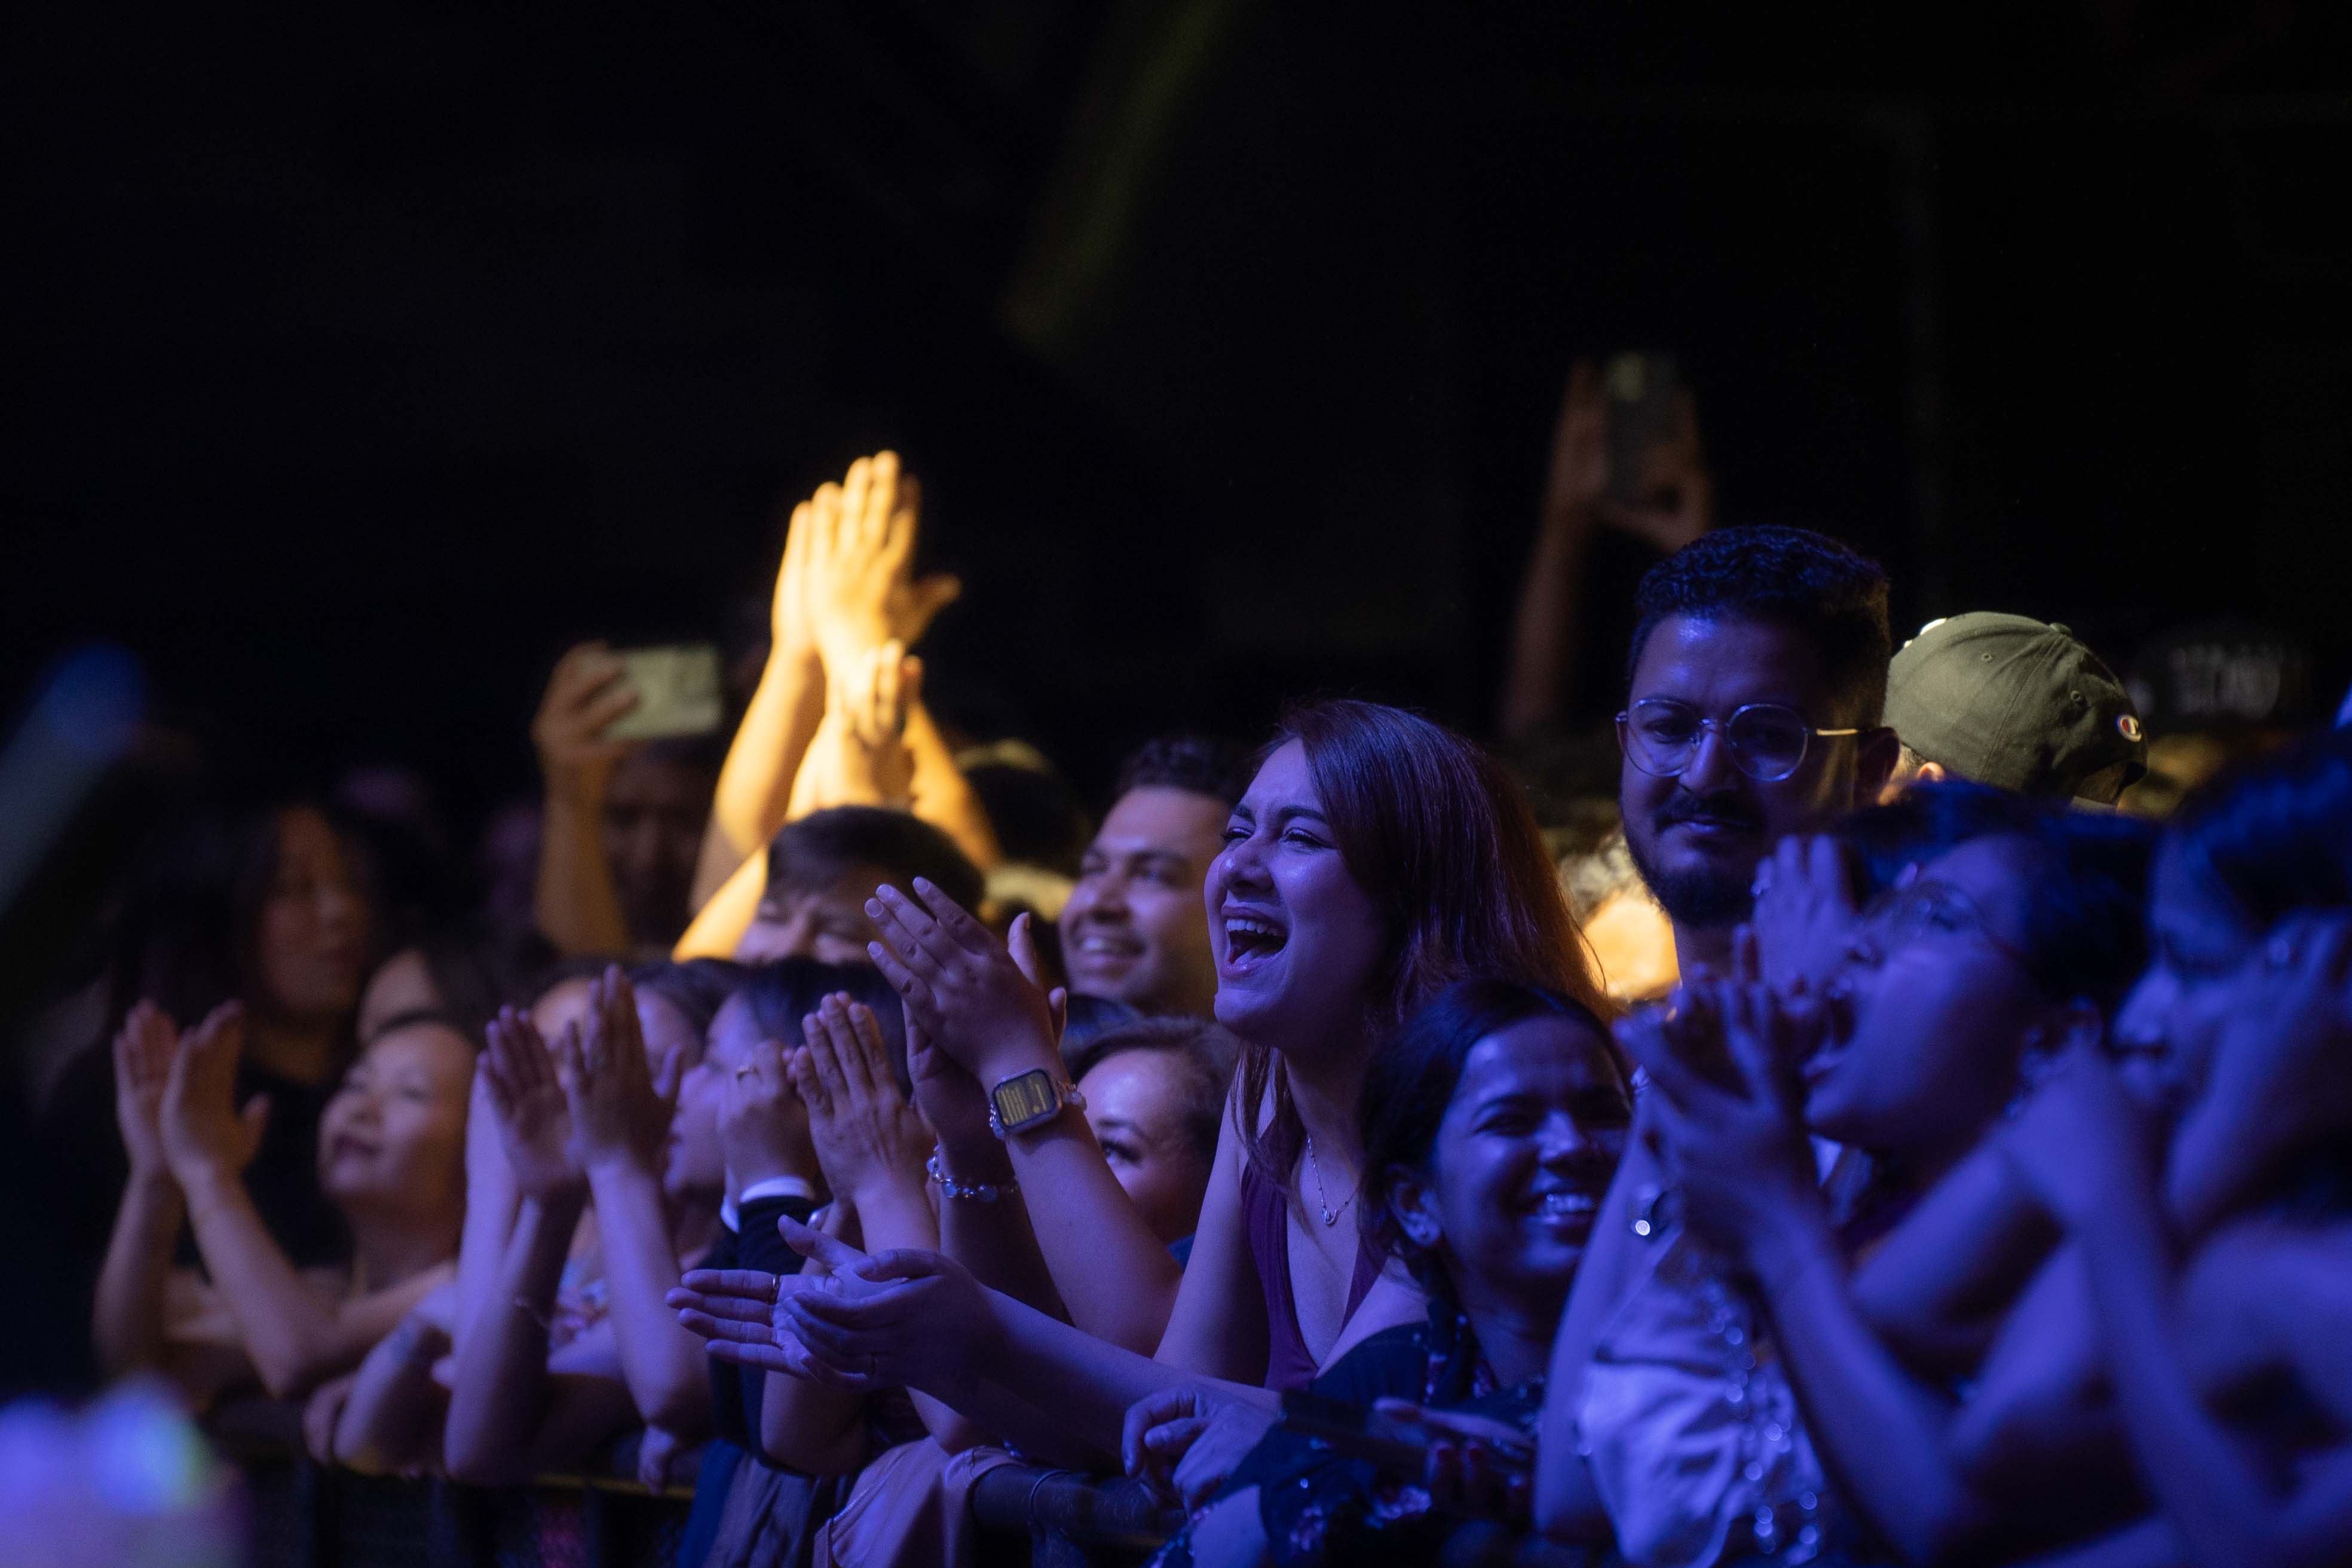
1219;911;1289;976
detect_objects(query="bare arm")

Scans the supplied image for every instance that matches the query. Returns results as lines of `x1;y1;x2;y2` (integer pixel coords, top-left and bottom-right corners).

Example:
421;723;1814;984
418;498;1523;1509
93;1168;185;1379
179;1160;446;1396
333;1302;451;1475
445;1190;610;1484
1852;1138;2057;1374
566;972;710;1435
674;850;766;961
94;1002;189;1379
695;497;826;906
865;889;1192;1359
904;702;999;872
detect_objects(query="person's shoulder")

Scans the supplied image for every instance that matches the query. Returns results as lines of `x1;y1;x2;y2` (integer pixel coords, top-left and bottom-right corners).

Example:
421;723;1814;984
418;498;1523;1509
1307;1320;1432;1406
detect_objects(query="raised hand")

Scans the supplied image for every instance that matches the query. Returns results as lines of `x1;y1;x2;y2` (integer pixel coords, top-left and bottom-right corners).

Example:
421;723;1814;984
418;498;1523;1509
481;1006;584;1203
803;452;960;675
865;881;1058;1086
1541;357;1711;554
556;967;682;1174
1748;834;1864;1004
822;640;918;807
158;1002;270;1185
2166;911;2352;1236
112;1000;180;1178
1618;982;1815;1251
790;994;932;1205
531;642;639;804
905;1010;999;1172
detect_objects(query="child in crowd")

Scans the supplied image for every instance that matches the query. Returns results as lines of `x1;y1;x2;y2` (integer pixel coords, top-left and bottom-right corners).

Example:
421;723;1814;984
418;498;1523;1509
95;1001;470;1407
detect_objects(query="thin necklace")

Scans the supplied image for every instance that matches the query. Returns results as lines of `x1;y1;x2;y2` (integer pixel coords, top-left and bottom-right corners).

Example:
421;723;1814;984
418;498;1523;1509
1304;1135;1354;1227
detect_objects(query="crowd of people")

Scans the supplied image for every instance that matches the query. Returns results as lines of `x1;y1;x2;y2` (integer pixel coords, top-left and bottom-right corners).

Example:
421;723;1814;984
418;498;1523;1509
24;384;2352;1568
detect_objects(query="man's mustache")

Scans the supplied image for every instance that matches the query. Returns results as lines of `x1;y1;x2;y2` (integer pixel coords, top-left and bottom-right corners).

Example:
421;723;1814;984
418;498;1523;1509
1653;791;1764;832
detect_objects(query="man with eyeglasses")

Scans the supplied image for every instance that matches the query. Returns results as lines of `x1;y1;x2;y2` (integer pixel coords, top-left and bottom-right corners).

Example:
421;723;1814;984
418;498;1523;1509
1613;525;1901;980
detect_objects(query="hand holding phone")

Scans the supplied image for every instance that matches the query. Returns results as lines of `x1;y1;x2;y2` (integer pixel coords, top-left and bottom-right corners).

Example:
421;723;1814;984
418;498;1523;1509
601;644;723;741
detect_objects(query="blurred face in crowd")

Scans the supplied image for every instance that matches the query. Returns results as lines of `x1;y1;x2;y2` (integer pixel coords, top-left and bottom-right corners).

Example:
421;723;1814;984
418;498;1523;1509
676;993;793;1202
737;864;886;967
1620;615;1876;935
1080;1048;1214;1246
601;751;712;948
640;988;718;1201
532;975;597;1045
1206;742;1388;1059
256;806;370;1024
1062;787;1228;1016
2109;841;2258;1118
318;1019;473;1223
357;948;439;1043
1389;1015;1630;1312
1803;834;2050;1168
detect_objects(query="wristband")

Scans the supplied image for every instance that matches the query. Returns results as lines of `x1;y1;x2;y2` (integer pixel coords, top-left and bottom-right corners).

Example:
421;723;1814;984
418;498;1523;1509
927;1150;1019;1203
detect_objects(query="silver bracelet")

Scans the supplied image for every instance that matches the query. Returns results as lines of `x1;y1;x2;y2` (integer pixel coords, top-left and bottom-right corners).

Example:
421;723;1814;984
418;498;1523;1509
927;1150;1018;1203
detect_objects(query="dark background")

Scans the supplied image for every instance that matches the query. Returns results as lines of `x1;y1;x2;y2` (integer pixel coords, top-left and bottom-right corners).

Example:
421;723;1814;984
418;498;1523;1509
6;1;2348;822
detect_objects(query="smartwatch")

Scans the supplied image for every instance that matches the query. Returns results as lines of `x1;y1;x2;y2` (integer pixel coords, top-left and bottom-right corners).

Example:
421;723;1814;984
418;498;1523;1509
987;1067;1086;1140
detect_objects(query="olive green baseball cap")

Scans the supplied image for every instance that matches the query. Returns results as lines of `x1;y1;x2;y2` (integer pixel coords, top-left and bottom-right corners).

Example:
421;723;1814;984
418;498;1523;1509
1886;613;2147;802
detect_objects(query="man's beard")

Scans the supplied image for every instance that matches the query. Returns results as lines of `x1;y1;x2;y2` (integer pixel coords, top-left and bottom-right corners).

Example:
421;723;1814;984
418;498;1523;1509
1625;792;1765;930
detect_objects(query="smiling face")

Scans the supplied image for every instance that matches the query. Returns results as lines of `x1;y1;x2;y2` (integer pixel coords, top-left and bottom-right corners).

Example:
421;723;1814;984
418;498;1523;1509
1204;741;1389;1059
1388;1015;1630;1311
736;864;886;967
255;806;370;1024
1803;834;2049;1164
1080;1048;1215;1247
1620;615;1868;934
318;1020;474;1221
1062;787;1229;1015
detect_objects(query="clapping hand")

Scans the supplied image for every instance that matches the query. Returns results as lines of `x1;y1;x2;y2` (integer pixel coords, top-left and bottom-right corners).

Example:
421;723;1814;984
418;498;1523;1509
2164;912;2352;1236
801;452;960;675
807;640;918;808
1617;982;1818;1252
556;967;684;1174
481;1006;584;1203
865;881;1059;1086
1748;835;1864;1006
2000;1042;2160;1233
1122;1383;1280;1510
669;1212;986;1393
158;1002;270;1186
789;994;931;1206
112;1000;180;1179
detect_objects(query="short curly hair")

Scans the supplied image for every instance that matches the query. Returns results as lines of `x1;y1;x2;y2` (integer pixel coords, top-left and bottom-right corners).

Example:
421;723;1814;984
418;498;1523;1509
1627;525;1894;726
1114;734;1252;810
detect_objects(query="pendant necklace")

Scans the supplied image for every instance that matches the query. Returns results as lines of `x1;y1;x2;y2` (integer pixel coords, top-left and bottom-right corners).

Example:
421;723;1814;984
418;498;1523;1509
1304;1135;1354;1227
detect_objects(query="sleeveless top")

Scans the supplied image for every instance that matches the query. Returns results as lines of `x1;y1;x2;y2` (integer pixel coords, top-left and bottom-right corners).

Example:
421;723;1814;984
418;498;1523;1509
1240;1156;1385;1392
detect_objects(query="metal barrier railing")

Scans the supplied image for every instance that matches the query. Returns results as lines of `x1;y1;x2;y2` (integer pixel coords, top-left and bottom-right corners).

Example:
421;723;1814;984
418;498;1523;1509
206;1399;1181;1568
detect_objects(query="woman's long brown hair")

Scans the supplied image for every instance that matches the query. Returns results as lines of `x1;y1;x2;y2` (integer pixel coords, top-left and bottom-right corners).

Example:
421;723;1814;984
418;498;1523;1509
1232;699;1607;1187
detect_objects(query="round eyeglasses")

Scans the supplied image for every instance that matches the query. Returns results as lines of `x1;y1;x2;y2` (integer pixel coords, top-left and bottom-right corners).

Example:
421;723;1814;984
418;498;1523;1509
1616;699;1867;784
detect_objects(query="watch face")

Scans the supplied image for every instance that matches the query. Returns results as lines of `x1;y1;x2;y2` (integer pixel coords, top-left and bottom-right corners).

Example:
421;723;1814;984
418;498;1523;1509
991;1068;1058;1130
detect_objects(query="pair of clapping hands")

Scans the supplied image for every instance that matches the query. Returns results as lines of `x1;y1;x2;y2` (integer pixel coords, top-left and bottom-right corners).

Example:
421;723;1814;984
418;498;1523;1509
114;1000;274;1189
479;969;686;1201
664;877;1066;1382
